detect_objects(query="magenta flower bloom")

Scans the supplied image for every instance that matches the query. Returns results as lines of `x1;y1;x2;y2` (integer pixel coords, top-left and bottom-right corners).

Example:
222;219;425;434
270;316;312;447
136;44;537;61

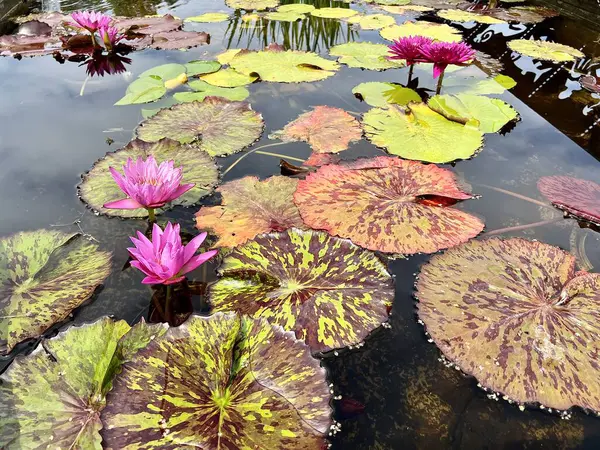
388;36;433;66
420;41;476;78
70;11;112;33
104;155;195;212
99;26;123;51
128;222;217;285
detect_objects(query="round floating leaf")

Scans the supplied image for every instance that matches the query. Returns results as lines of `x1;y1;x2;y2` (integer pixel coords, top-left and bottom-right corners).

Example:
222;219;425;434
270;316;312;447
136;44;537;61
270;106;362;153
138;63;187;80
538;176;600;225
114;77;166;106
310;7;359;19
294;156;483;255
150;30;210;50
380;21;462;42
102;313;332;448
185;59;222;76
347;13;395;29
428;94;518;133
445;74;517;95
487;6;559;24
353;81;421;108
277;3;315;13
382;5;433;13
217;48;243;64
362;103;484;163
114;14;183;34
135;97;264;157
265;11;305;21
437;9;506;24
508;39;585;62
196;176;305;248
229;49;339;83
416;238;600;412
329;42;405;71
0;230;112;354
226;0;279;9
79;138;218;218
209;229;394;352
185;12;230;23
176;80;250;102
200;67;258;87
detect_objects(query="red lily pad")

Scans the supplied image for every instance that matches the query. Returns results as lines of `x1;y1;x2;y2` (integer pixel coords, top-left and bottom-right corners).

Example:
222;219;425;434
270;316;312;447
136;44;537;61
113;14;183;35
416;237;600;413
294;156;484;255
0;34;61;57
538;176;600;225
150;30;210;50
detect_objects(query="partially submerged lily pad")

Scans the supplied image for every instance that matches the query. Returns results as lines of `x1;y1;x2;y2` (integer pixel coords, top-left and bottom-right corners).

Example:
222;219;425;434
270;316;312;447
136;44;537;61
437;9;506;24
185;12;230;23
362;103;484;163
0;230;111;354
353;82;421;108
115;64;188;105
196;176;305;247
78;138;219;217
200;67;258;87
185;59;222;76
277;3;316;13
175;80;250;102
329;42;405;71
135;97;264;157
347;14;396;30
150;30;210;50
508;39;585;62
102;313;332;448
114;14;183;34
217;48;243;64
265;11;306;21
416;238;600;412
487;6;559;24
380;21;462;42
538;176;600;225
226;0;279;9
445;74;517;95
209;229;394;352
294;157;484;255
270;106;362;153
310;7;359;19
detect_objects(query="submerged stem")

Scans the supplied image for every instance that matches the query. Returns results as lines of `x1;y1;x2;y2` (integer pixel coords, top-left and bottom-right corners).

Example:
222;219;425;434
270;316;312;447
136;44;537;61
474;184;554;209
80;76;90;96
483;218;563;236
222;142;289;176
254;151;304;162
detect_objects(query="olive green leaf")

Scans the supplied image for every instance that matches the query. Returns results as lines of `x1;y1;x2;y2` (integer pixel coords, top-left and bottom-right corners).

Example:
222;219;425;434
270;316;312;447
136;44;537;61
352;81;421;108
380;21;462;42
277;3;315;13
225;0;279;9
310;7;359;19
175;80;250;102
185;60;222;77
329;42;405;71
508;39;585;62
200;67;258;87
185;12;230;23
217;48;243;64
437;9;506;24
347;13;395;30
265;11;306;21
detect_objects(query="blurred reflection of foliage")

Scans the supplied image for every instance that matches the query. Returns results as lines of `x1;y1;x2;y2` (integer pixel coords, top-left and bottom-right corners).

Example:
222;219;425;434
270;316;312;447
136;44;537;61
49;0;178;17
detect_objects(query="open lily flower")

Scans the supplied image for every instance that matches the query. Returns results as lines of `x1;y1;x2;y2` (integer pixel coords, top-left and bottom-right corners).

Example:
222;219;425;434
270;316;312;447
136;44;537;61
70;11;112;33
420;41;476;79
388;36;433;66
99;26;124;52
128;222;218;285
83;53;131;77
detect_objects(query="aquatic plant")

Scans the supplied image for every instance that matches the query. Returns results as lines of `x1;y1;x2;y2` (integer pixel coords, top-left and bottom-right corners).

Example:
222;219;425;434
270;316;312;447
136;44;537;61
70;11;112;46
98;26;123;52
420;41;476;92
388;35;432;67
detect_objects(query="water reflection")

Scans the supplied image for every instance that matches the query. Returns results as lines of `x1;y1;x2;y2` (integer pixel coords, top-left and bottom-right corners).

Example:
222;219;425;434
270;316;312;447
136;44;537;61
41;0;179;16
81;50;131;76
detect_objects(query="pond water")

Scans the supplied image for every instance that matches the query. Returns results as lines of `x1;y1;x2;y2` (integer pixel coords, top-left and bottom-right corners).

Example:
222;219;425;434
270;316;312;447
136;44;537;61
1;0;600;448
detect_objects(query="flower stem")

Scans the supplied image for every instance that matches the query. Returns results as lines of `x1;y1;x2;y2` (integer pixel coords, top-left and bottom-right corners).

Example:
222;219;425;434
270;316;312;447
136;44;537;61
90;32;98;48
408;65;414;83
147;208;156;223
165;284;173;325
483;218;563;236
474;184;554;209
222;142;289;177
436;71;445;95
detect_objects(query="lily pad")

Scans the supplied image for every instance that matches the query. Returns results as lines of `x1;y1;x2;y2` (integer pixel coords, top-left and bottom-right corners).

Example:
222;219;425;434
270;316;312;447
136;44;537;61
329;42;405;71
508;39;585;62
114;14;183;34
0;34;62;58
78;138;219;218
185;60;222;76
200;67;258;87
347;14;396;30
196;176;305;247
382;5;433;13
135;97;264;157
445;74;517;95
226;0;279;9
380;21;462;42
217;48;243;64
428;94;518;133
310;7;359;19
353;81;421;108
416;237;600;412
102;313;332;447
185;12;230;23
150;30;210;50
370;0;411;4
138;63;187;80
270;106;362;153
294;156;484;255
437;9;506;24
229;48;340;83
114;77;167;106
176;80;250;102
0;230;111;354
209;229;394;352
538;176;600;225
277;4;316;13
362;103;484;163
265;11;306;21
487;6;559;24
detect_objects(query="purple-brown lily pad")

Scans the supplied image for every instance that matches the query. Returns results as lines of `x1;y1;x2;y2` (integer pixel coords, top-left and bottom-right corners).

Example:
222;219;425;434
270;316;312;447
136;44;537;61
538;176;600;225
0;34;61;57
113;14;183;35
150;30;210;50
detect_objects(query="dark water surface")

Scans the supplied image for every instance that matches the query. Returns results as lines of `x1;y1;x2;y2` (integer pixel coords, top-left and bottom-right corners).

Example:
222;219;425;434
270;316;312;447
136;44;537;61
1;0;600;448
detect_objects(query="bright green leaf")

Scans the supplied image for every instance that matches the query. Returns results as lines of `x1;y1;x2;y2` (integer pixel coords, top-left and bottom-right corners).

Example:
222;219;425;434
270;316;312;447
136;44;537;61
200;67;258;87
176;80;250;102
352;81;421;108
329;42;404;71
185;60;222;76
185;12;230;23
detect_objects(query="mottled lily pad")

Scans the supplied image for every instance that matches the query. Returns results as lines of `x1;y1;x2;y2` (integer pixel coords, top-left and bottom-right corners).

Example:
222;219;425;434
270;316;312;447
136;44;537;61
363;103;484;163
270;106;362;153
347;14;395;30
416;238;600;412
209;229;394;352
277;4;315;13
265;11;306;21
175;80;250;102
150;30;210;50
0;230;111;354
294;157;484;255
311;7;359;19
200;67;258;87
329;42;405;71
226;0;279;9
437;9;506;24
135;97;264;157
508;39;585;62
114;14;183;34
353;82;421;108
78;138;219;218
538;176;600;225
102;313;332;448
196;176;305;247
185;12;230;23
487;6;559;24
380;21;462;42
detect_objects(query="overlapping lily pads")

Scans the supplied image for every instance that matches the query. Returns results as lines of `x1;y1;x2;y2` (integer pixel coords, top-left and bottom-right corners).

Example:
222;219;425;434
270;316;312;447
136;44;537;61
329;42;405;70
508;39;585;62
135;97;264;157
265;11;306;21
113;14;183;34
347;14;396;30
294;157;484;255
115;63;188;105
196;176;305;248
175;80;250;102
416;238;600;412
538;176;600;225
101;313;332;448
311;7;359;19
380;21;462;42
270;106;362;153
226;0;279;9
79;138;219;217
200;67;258;87
437;9;506;24
208;229;394;352
362;103;484;163
0;230;112;354
277;3;316;13
353;82;421;108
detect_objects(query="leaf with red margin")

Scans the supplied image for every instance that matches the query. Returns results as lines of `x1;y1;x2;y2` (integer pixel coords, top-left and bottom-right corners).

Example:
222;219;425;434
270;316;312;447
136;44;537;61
416;237;600;413
538;176;600;225
294;156;484;255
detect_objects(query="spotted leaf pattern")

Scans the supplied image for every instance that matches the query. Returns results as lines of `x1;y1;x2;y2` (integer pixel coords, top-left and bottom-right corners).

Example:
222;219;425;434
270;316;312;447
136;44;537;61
538;176;600;225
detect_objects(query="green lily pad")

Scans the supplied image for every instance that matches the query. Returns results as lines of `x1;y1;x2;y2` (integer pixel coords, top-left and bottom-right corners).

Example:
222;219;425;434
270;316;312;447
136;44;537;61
445;74;517;95
265;11;305;21
380;21;462;42
226;0;279;10
362;103;484;163
310;7;359;19
0;230;112;354
229;48;340;83
352;82;421;108
382;5;433;13
140;96;180;119
115;77;167;106
508;39;585;62
175;80;250;102
329;42;404;71
208;229;394;352
138;63;187;80
185;60;222;76
101;313;333;448
78;138;219;218
135;97;264;157
185;12;230;23
347;13;395;30
200;67;258;87
437;9;506;24
428;94;518;133
277;3;315;13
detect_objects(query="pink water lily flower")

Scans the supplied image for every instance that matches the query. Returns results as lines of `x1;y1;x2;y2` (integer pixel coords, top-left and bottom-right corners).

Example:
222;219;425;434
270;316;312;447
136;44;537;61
388;36;433;66
129;222;217;285
70;11;112;33
104;155;195;213
99;26;123;51
420;41;476;79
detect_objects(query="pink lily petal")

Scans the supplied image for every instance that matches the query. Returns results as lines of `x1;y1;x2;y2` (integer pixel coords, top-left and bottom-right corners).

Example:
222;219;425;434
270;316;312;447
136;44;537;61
163;276;186;285
179;249;218;276
169;183;196;201
104;198;144;209
432;63;446;79
183;232;208;261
